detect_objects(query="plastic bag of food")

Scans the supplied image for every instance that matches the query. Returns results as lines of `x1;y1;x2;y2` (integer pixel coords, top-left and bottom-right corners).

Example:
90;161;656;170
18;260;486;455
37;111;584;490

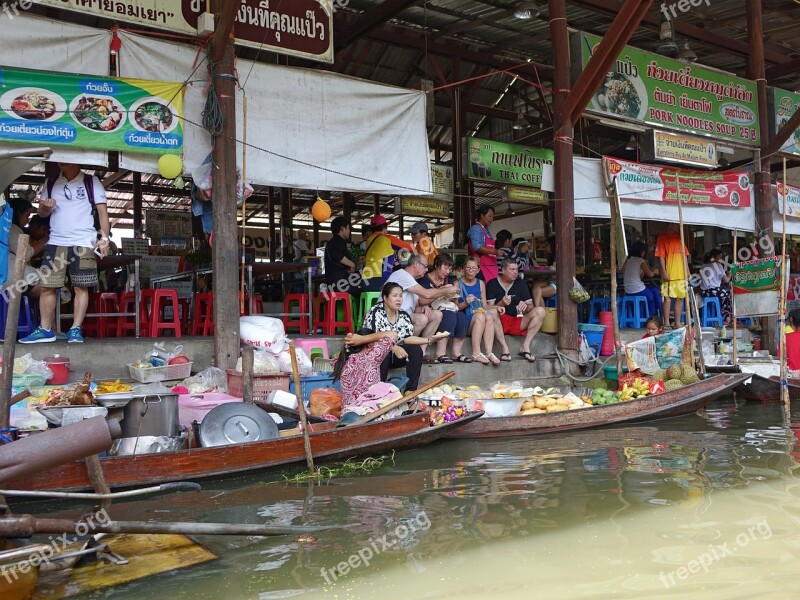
178;367;228;394
309;388;343;418
14;354;53;380
277;347;312;375
239;316;289;354
235;350;280;374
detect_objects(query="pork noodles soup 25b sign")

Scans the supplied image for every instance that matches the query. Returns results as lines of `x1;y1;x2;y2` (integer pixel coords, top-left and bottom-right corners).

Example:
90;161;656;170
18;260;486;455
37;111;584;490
0;67;184;154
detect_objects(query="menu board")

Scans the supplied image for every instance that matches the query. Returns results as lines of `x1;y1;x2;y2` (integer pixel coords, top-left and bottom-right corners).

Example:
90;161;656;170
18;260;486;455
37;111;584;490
145;210;192;240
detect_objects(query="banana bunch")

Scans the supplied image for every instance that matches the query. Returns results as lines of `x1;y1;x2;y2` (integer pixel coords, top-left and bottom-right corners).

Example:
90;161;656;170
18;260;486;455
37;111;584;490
619;378;651;401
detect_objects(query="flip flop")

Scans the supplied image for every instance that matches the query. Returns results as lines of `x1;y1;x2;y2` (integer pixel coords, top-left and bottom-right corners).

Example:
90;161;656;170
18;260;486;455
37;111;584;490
453;355;474;363
436;355;454;364
518;351;536;363
473;353;490;364
486;353;501;366
499;353;512;362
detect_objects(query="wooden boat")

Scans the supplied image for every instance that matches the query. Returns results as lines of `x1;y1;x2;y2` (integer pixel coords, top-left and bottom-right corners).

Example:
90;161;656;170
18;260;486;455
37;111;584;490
734;374;800;401
445;373;750;439
6;412;482;493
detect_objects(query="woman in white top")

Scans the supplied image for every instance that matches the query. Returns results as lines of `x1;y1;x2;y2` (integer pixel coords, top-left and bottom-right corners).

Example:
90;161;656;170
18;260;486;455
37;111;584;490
622;240;661;318
699;249;732;325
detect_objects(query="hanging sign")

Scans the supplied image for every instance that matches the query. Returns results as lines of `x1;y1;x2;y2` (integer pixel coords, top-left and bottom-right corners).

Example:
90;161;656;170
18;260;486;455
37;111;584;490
431;163;454;201
573;32;760;146
731;256;784;316
0;67;183;154
651;130;717;167
34;0;334;64
777;182;800;217
604;157;752;207
507;186;549;205
145;210;192;239
465;137;554;188
398;197;450;219
772;87;800;157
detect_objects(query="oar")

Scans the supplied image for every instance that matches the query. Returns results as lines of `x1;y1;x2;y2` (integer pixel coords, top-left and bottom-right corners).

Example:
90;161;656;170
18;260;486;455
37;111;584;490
339;371;455;428
288;341;315;474
0;481;201;500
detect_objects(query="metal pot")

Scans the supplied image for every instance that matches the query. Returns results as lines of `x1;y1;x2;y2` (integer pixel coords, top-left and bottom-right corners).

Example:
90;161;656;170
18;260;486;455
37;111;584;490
120;394;180;438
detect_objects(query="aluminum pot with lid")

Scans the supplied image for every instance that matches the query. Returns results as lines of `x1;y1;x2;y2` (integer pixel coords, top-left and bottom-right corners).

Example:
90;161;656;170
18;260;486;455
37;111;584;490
120;394;180;438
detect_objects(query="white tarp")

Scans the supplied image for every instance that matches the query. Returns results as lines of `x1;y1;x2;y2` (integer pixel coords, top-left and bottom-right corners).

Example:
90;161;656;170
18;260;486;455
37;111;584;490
573;157;755;231
118;31;432;195
0;14;109;167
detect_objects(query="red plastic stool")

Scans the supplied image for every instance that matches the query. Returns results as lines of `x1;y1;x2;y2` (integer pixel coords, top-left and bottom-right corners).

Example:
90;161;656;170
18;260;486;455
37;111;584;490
97;292;119;338
282;293;309;333
178;298;191;333
82;293;101;336
314;292;353;335
146;289;182;337
191;292;214;336
116;292;147;337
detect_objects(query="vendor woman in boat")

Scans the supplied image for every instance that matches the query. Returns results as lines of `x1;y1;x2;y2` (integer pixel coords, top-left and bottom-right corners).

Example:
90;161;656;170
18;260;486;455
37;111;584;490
333;282;438;405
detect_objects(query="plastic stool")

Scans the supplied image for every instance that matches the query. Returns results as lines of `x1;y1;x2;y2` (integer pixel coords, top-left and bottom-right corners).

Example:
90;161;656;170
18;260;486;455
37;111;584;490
619;296;649;328
82;293;100;336
146;289;181;337
701;296;723;327
544;295;558;308
191;292;214;336
178;298;191;333
294;338;329;362
97;292;119;338
0;295;34;338
588;298;611;324
314;292;353;335
355;291;381;329
283;293;310;333
116;292;147;337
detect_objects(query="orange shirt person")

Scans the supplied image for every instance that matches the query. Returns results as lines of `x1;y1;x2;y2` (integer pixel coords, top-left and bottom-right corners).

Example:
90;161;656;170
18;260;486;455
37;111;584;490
409;221;438;266
655;223;689;328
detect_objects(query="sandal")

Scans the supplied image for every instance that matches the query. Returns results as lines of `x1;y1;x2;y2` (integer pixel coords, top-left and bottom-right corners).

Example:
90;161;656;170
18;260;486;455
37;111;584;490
436;355;454;364
499;353;512;362
473;353;491;365
453;355;474;363
518;351;536;363
486;353;501;366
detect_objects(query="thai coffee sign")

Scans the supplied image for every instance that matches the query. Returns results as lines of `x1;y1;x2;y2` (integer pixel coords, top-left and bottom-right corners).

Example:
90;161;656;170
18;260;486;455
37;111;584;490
772;87;800;157
0;66;183;154
507;186;549;205
465;137;554;188
34;0;334;64
573;32;760;146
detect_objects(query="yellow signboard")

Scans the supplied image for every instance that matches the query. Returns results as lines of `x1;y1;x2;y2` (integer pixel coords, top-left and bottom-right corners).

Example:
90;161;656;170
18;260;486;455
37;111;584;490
652;131;717;168
400;197;451;218
507;186;549;205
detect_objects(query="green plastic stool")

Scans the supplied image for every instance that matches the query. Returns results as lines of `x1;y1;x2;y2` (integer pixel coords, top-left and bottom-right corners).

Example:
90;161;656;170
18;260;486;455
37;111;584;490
355;291;382;329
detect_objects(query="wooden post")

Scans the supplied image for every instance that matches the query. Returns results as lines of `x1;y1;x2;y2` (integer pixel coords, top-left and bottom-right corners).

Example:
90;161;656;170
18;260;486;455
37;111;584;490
242;345;254;405
675;176;704;375
268;187;276;262
132;172;143;238
608;184;623;381
210;1;240;370
732;231;738;366
1;234;30;429
780;157;789;405
288;342;315;474
452;87;464;248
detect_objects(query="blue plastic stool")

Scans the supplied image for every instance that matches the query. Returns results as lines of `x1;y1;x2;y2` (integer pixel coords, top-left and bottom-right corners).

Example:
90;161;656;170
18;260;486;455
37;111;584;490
544;295;558;308
700;296;723;327
738;317;755;327
0;295;34;339
619;295;649;328
588;298;611;324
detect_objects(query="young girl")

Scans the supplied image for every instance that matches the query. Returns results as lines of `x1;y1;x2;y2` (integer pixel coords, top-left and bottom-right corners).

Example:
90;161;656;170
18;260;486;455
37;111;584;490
642;316;663;339
699;249;732;325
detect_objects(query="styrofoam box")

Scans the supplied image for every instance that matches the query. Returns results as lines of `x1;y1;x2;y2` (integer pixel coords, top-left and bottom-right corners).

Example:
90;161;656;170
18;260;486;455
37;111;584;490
178;393;241;427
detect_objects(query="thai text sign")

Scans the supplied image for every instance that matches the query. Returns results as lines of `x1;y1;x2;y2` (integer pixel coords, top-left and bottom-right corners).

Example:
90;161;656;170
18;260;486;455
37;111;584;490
772;87;800;157
33;0;334;64
431;163;454;201
605;158;752;207
399;197;450;219
145;210;192;238
731;256;783;294
575;32;760;146
777;182;800;217
0;67;183;154
507;186;549;205
466;137;554;188
652;130;717;167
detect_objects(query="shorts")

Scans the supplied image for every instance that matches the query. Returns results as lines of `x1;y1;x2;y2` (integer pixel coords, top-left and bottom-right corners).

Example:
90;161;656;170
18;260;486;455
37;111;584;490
40;245;98;289
499;312;527;336
661;279;687;299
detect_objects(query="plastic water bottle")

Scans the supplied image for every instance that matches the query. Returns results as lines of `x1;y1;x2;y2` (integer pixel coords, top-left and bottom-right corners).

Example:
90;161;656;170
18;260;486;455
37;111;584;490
719;325;727;339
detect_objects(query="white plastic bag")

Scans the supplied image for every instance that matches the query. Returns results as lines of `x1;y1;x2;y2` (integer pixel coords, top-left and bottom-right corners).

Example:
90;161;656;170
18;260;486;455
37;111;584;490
239;316;288;354
277;347;312;375
179;367;228;393
235;350;281;374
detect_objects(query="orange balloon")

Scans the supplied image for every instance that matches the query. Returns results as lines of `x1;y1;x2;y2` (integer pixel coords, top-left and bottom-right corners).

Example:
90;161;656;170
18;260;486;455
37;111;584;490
312;199;332;222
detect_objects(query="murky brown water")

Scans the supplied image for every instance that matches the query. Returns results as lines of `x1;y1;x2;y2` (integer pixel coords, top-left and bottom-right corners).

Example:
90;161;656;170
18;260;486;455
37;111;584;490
32;396;800;598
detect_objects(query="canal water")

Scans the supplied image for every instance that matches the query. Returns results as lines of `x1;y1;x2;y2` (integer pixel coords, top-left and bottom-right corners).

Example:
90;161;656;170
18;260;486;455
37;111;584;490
55;396;800;598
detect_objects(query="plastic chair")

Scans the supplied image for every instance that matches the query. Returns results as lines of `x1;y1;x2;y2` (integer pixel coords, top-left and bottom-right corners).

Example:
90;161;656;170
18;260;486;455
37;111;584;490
355;291;381;329
619;296;649;328
314;292;353;335
191;292;214;336
0;295;34;338
294;338;329;361
700;296;723;327
544;295;558;308
588;298;611;324
97;292;119;338
82;293;100;337
116;292;146;337
145;289;182;337
282;293;310;334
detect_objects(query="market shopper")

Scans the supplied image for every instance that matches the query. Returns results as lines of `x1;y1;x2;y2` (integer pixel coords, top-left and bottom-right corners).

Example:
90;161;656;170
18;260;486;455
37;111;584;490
622;241;662;318
323;216;357;294
3;197;41;298
513;238;531;271
457;255;502;365
698;249;732;325
293;228;311;262
655;223;689;328
410;221;438;266
21;163;110;344
417;253;469;364
486;259;546;363
362;214;414;291
467;206;503;281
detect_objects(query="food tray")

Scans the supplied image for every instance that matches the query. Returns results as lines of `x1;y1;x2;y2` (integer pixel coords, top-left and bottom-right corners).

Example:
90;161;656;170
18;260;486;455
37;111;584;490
128;362;193;384
36;405;108;426
94;392;135;408
226;370;290;403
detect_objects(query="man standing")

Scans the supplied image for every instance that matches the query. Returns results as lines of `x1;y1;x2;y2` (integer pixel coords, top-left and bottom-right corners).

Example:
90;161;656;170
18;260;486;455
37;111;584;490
486;259;545;363
323;216;356;293
655;223;689;328
21;163;110;344
293;229;311;262
409;222;438;266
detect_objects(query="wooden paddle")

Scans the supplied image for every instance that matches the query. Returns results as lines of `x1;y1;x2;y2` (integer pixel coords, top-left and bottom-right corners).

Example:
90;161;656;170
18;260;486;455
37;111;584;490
288;341;315;474
340;371;455;428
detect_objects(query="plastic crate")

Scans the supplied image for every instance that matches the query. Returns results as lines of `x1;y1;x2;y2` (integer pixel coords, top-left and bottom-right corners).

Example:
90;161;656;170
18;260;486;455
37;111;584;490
226;369;290;402
128;361;193;383
289;375;341;406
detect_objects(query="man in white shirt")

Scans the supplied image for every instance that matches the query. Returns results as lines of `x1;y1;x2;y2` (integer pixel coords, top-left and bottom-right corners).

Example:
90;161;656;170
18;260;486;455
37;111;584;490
21;163;110;344
293;229;311;262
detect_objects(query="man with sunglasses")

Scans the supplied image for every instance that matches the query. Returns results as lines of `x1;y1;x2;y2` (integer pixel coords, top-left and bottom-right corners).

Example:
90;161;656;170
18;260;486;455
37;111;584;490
21;163;110;344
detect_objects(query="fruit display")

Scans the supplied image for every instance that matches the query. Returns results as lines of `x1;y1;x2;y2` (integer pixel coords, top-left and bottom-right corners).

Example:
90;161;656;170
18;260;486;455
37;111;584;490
429;404;468;426
95;380;133;394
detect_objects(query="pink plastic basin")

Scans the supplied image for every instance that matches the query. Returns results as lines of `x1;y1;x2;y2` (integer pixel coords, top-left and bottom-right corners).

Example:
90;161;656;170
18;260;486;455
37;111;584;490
178;393;242;427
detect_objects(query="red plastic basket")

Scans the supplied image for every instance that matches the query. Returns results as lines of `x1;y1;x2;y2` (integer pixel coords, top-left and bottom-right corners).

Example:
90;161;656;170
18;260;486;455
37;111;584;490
226;369;290;402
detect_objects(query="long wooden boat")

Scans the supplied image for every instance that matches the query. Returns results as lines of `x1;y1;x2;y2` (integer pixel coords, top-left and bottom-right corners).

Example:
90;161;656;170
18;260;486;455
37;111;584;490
6;411;482;493
445;373;750;439
734;374;800;401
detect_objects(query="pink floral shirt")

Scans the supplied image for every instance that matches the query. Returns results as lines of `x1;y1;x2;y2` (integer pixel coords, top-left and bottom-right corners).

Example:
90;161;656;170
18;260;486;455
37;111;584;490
339;336;395;408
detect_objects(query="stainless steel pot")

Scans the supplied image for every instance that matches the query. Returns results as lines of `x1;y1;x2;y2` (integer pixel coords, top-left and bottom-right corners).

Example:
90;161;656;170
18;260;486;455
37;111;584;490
120;394;180;438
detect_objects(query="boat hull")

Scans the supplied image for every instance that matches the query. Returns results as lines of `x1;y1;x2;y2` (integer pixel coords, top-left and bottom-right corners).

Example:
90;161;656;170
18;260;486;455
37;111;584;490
7;412;481;492
445;373;750;439
734;374;800;401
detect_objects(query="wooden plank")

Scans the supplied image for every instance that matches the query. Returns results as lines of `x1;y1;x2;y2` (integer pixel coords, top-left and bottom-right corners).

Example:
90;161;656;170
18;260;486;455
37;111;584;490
1;232;30;429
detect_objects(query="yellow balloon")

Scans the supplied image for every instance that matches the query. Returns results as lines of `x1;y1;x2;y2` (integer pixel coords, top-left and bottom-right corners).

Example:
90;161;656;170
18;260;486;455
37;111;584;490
312;199;332;222
158;154;183;179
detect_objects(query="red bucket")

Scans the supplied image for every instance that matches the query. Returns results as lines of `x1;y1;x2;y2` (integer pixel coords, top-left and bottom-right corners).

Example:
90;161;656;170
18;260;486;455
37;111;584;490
44;356;71;385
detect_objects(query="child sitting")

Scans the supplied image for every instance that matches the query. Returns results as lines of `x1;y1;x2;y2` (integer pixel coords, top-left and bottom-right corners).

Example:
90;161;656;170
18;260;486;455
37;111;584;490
642;316;663;339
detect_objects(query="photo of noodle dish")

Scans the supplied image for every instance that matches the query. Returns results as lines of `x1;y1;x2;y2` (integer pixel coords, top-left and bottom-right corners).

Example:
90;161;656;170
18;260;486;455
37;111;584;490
593;72;646;120
1;87;66;122
130;97;178;133
70;94;125;132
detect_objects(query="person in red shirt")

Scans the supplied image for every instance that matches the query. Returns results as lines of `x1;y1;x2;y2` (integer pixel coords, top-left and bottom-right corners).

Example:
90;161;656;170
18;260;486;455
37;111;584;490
642;316;663;339
786;309;800;373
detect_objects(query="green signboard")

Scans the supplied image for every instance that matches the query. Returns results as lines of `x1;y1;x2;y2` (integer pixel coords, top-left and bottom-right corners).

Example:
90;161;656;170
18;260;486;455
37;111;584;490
773;87;800;157
731;256;783;294
0;66;184;154
574;32;760;146
465;137;554;188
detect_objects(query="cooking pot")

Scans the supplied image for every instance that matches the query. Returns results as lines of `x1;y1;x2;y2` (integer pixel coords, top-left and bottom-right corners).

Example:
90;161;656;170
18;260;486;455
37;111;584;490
120;393;180;438
43;356;70;385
